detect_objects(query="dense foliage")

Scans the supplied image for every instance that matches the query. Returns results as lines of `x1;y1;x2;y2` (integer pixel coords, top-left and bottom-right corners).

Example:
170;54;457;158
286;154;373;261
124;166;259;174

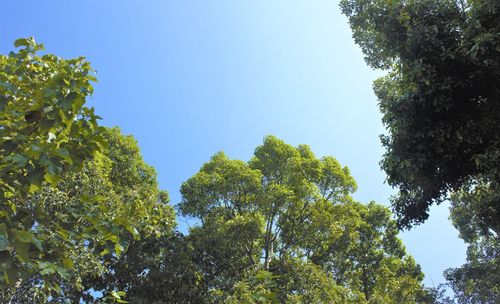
174;136;428;303
10;136;430;303
341;0;500;301
444;182;500;303
340;0;500;230
0;38;105;288
1;126;176;303
0;40;175;301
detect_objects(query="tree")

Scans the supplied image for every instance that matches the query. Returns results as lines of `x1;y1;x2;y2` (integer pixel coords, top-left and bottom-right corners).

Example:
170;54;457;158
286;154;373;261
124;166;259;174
0;38;176;300
0;127;175;303
0;37;106;288
178;136;428;303
443;181;500;303
340;2;500;300
340;0;500;229
210;269;278;304
86;232;206;304
0;127;176;303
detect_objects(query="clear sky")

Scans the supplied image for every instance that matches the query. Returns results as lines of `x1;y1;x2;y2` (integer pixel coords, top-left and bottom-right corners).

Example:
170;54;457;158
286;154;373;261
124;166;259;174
1;0;466;287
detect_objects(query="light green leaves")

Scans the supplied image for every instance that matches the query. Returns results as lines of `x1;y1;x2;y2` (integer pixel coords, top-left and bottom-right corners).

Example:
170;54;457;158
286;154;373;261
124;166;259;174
0;238;8;251
109;291;128;303
180;152;262;219
1;126;176;300
13;37;36;48
0;37;106;289
125;225;140;240
179;136;426;303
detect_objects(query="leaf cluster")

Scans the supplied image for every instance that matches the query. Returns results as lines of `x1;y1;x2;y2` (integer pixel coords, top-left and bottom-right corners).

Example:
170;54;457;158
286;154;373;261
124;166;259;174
341;0;500;229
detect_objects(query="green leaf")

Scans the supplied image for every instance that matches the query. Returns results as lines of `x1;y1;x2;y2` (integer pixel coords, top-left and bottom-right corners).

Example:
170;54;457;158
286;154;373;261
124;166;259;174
57;267;70;280
39;267;55;276
99;248;110;256
44;172;60;186
56;147;73;164
15;230;33;243
30;144;44;152
114;243;124;256
3;271;9;285
111;291;128;303
125;225;140;240
14;241;30;263
47;160;62;176
39;262;56;275
26;167;44;187
14;38;30;47
4;265;20;286
56;228;69;239
93;135;108;148
28;183;41;193
31;235;43;251
62;257;74;270
34;205;49;222
10;154;29;168
0;224;7;237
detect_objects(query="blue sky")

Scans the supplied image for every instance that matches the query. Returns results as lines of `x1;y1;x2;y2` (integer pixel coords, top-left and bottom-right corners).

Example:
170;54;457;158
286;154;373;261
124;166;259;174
1;0;466;287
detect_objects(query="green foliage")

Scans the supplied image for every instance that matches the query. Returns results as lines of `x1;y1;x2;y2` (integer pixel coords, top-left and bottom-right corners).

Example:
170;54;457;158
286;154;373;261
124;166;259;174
443;181;500;303
178;136;428;303
0;37;105;288
341;1;500;301
66;136;427;303
1;127;175;303
273;259;354;304
211;270;279;304
340;0;500;229
86;233;204;304
0;38;175;301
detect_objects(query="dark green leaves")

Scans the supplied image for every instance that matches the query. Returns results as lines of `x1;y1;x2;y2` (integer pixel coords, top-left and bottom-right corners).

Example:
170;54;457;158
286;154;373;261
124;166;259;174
341;2;500;300
341;0;500;229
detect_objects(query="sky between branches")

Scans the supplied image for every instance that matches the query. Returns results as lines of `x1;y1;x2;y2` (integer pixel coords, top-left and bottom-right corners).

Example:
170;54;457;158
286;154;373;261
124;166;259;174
0;0;466;287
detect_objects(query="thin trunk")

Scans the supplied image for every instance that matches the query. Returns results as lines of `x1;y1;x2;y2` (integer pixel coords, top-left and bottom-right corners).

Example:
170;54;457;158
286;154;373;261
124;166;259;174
264;209;275;270
245;243;257;266
264;239;274;270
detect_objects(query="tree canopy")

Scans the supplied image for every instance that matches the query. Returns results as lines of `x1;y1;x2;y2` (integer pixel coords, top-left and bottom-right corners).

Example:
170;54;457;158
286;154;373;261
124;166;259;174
341;1;500;301
1;126;176;303
0;37;105;287
444;181;500;303
340;0;500;229
4;30;485;302
0;39;175;301
175;136;428;303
